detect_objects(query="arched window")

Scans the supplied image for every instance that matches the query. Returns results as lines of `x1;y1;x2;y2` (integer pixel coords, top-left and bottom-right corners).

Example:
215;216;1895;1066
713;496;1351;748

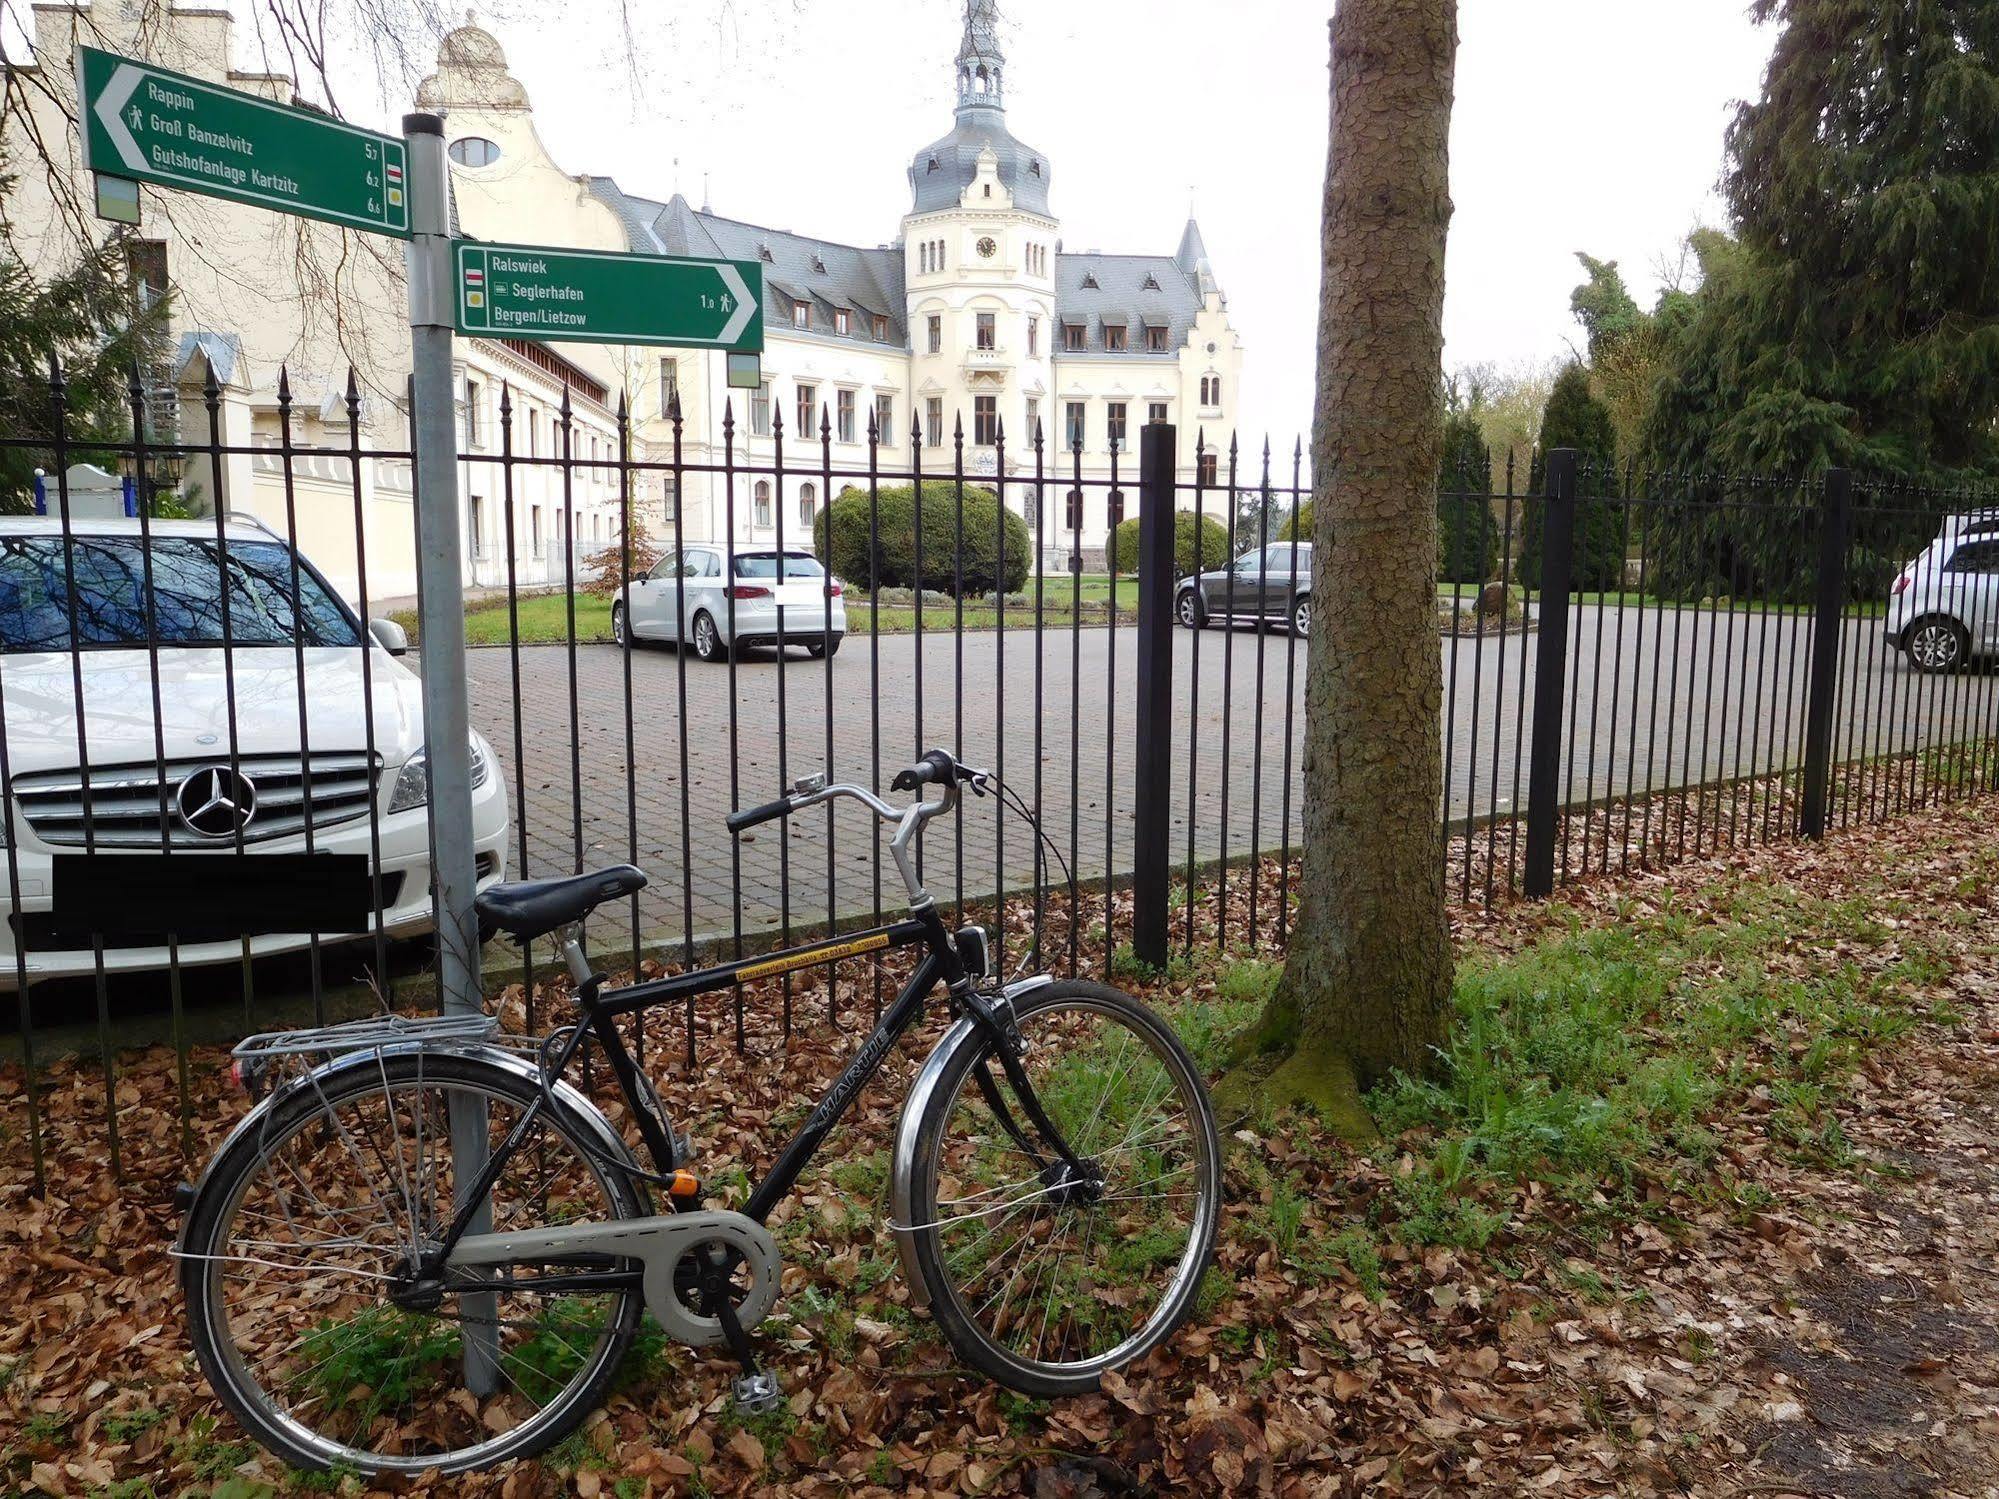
448;136;500;167
753;480;772;528
798;482;817;528
1200;374;1222;407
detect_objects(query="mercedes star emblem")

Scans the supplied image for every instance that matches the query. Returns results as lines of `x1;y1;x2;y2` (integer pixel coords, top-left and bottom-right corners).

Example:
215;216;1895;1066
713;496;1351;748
176;765;258;839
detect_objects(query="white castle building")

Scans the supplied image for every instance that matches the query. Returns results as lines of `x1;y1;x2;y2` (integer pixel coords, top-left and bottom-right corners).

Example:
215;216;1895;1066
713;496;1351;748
7;0;1245;592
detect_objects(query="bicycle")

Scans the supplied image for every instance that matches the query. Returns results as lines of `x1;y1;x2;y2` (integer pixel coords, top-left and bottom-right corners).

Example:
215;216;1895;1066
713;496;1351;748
175;748;1221;1476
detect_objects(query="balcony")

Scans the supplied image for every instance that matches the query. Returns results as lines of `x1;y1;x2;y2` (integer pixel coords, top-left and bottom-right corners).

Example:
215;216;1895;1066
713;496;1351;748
961;344;1009;376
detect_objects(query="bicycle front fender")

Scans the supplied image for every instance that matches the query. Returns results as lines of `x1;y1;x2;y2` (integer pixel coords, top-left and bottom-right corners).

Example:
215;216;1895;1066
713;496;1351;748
888;974;1057;1310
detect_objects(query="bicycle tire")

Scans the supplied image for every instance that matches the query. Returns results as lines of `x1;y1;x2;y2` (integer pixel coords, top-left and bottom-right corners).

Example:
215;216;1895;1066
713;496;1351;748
180;1049;647;1476
903;979;1221;1396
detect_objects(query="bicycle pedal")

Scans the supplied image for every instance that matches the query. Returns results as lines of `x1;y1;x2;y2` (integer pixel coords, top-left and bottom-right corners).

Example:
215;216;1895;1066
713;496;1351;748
732;1370;782;1416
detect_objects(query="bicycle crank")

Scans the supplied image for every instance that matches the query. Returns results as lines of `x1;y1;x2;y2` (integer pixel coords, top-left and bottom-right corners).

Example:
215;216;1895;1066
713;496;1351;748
445;1209;781;1348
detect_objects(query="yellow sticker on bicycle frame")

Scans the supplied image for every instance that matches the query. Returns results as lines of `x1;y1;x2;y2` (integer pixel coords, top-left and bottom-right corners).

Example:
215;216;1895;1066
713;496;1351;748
737;931;891;983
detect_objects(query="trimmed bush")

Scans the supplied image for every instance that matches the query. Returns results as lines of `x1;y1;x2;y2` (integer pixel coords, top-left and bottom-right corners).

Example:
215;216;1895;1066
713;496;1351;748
1106;510;1232;578
815;481;1029;596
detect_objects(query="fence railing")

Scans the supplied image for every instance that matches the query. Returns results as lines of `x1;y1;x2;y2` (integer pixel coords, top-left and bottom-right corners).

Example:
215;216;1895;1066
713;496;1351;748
1;356;1996;1189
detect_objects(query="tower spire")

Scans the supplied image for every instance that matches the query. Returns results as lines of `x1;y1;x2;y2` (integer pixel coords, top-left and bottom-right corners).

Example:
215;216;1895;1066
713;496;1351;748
956;0;1005;113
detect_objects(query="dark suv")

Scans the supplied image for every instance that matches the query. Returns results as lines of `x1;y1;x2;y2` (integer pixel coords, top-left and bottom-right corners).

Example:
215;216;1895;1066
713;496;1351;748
1175;543;1313;638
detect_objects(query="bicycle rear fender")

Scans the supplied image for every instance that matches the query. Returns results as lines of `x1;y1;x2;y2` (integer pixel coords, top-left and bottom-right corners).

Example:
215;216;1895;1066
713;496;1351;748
173;1042;651;1253
888;974;1057;1310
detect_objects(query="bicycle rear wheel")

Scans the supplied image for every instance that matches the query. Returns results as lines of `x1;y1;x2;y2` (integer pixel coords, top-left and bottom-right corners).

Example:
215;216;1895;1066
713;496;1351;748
904;979;1220;1395
180;1050;646;1476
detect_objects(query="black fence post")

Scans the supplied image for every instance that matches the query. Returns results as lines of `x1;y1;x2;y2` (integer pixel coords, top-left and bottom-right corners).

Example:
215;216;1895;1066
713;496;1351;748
1132;421;1178;968
1523;448;1577;897
1798;467;1853;838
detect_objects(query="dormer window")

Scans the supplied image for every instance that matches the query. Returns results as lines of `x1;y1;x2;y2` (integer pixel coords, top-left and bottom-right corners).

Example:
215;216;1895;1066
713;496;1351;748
812;254;827;274
1145;323;1169;351
834;307;850;335
1103;323;1127;351
792;300;810;329
872;314;889;340
759;243;774;263
927;157;940;172
1063;322;1086;351
1081;272;1099;289
1141;273;1160;291
1030;159;1042;177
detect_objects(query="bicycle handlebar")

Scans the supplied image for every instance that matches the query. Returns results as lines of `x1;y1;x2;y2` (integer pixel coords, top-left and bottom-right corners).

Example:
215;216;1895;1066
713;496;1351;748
891;748;964;793
724;797;793;834
727;748;979;841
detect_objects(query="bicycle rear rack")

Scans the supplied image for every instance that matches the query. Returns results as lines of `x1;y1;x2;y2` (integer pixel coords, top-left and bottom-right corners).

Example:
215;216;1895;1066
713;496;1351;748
232;1011;499;1061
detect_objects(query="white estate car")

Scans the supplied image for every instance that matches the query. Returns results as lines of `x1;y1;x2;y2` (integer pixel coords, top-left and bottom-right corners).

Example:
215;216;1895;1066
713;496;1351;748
0;516;509;985
612;545;846;662
1887;510;1999;673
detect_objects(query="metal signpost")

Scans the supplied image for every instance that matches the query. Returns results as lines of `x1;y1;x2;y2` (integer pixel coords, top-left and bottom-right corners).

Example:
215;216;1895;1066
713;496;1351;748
75;47;765;1391
454;242;763;350
77;45;409;236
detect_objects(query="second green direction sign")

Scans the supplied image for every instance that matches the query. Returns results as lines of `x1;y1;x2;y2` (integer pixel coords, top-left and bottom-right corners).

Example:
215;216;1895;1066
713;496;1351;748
454;242;763;352
77;46;408;237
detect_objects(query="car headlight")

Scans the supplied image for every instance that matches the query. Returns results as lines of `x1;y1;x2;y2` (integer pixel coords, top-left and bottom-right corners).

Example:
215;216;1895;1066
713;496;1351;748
389;735;491;814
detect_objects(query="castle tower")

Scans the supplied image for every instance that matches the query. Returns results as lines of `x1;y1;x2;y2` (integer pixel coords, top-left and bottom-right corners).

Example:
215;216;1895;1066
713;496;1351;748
904;0;1056;473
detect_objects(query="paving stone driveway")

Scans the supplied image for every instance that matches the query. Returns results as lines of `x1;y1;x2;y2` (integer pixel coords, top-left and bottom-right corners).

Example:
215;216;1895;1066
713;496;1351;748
461;610;1995;954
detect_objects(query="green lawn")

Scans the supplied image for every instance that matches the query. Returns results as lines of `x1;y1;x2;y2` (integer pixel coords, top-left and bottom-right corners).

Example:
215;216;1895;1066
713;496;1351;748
396;579;1143;647
398;578;1888;649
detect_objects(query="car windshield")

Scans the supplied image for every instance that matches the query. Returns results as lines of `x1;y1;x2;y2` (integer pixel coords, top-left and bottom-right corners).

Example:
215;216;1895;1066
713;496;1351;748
733;551;825;580
0;535;362;652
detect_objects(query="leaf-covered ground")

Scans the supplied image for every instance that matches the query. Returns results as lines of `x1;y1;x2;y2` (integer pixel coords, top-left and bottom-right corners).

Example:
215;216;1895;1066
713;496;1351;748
2;797;1997;1496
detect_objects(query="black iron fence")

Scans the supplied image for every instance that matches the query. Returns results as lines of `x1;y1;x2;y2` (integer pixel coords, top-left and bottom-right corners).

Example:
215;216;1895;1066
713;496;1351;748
3;357;1998;1189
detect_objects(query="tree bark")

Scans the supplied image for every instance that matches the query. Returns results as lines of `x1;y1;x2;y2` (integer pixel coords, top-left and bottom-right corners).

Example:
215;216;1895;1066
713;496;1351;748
1221;0;1458;1136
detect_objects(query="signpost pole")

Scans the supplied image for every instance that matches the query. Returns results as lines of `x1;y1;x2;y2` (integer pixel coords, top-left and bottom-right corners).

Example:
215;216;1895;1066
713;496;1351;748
404;111;497;1395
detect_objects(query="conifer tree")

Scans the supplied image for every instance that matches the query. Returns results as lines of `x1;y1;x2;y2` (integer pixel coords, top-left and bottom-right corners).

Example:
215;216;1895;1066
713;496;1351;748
0;152;169;509
1647;0;1999;479
1519;364;1624;592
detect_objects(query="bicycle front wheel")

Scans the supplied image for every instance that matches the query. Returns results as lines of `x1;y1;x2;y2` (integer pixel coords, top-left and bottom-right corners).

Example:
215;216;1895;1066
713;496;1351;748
180;1050;647;1476
904;979;1221;1395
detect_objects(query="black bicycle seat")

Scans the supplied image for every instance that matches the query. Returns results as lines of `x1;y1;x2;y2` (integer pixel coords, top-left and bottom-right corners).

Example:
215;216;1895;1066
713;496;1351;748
475;866;648;943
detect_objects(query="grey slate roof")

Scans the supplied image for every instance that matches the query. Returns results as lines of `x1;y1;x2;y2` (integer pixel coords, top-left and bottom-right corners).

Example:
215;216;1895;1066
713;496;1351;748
580;178;1215;362
1053;253;1204;357
173;331;243;389
582;180;908;350
909;103;1052;217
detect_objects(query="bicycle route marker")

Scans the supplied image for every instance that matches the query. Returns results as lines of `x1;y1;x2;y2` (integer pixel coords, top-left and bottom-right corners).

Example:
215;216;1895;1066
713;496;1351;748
454;241;764;352
76;45;409;237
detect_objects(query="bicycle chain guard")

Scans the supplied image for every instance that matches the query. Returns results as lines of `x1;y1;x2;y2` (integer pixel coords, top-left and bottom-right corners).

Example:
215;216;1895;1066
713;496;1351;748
445;1209;781;1348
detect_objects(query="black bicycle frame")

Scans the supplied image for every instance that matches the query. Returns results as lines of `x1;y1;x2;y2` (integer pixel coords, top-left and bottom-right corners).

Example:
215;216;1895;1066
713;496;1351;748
431;904;961;1262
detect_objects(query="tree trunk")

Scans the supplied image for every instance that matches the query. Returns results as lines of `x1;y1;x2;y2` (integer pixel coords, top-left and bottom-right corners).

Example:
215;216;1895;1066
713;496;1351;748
1220;0;1458;1136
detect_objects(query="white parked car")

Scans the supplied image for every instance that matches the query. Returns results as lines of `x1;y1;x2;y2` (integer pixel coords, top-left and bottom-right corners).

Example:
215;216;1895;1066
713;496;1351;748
1887;510;1999;673
0;515;509;985
612;545;846;662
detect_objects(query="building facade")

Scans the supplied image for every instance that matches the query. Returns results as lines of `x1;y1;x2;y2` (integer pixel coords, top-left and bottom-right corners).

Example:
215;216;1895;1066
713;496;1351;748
7;0;1244;593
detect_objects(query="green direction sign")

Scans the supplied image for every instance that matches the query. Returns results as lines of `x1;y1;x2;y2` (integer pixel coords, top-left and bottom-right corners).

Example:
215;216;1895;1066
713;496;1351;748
454;242;763;352
77;45;408;238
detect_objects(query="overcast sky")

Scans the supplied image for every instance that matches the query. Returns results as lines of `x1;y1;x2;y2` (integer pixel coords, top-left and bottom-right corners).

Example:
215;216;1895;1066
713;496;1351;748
478;0;1775;443
19;0;1778;443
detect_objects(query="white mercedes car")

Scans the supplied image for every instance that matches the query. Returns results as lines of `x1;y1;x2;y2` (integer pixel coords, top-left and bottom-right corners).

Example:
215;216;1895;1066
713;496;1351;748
0;515;509;985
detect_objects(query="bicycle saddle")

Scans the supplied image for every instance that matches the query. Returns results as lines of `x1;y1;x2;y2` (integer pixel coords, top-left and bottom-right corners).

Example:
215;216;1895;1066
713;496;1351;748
475;865;648;942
